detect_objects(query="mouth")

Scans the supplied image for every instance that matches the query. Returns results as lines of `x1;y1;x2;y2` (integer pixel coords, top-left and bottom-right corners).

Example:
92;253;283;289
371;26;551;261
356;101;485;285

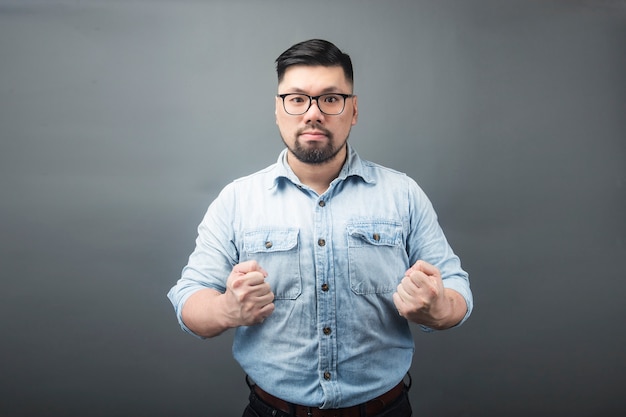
298;130;328;141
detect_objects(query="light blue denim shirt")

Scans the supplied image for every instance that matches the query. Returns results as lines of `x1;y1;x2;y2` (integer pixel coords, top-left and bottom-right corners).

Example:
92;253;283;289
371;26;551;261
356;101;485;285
168;145;472;409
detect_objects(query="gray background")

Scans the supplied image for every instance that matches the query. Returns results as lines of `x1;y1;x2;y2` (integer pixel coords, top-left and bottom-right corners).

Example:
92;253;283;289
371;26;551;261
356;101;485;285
1;0;625;416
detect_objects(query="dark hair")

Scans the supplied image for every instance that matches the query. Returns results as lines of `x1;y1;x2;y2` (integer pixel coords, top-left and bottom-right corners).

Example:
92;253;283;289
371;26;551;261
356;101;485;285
275;39;353;86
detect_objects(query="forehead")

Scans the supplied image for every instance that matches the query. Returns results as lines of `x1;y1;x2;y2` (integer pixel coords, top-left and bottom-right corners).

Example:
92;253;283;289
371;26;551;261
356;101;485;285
278;65;352;93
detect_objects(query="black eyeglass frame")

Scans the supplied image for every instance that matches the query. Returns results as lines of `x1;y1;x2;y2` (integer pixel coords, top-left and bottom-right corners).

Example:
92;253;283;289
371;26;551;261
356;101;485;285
277;93;354;115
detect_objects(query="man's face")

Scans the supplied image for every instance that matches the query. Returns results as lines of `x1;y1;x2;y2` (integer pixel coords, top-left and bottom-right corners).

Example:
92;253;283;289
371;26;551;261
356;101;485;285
275;65;358;165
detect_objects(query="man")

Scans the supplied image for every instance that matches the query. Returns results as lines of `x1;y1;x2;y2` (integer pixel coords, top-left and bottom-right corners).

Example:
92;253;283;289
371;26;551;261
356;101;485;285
168;39;473;417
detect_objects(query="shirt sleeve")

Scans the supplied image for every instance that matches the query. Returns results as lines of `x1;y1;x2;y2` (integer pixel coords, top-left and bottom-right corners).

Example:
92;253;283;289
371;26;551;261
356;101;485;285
406;178;473;332
166;183;240;338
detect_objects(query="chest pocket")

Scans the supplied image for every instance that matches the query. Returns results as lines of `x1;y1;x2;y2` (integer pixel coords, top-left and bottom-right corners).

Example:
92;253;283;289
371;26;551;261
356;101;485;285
242;228;301;300
347;221;408;295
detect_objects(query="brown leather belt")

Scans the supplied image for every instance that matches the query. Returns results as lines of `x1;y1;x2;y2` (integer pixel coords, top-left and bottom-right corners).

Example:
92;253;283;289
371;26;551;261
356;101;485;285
253;380;405;417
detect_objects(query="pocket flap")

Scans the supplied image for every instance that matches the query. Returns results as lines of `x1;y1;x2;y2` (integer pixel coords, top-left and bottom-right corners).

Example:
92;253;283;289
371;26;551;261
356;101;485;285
347;221;403;246
243;228;299;253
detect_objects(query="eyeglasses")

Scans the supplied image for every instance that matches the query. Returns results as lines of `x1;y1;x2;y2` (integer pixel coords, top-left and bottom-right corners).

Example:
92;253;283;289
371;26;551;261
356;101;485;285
278;93;354;115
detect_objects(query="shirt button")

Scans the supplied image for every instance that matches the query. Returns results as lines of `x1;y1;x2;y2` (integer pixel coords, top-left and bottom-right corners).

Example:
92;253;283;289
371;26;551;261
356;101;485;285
318;200;325;207
321;283;329;292
372;233;380;241
265;241;273;249
323;372;331;380
323;327;332;335
318;239;326;247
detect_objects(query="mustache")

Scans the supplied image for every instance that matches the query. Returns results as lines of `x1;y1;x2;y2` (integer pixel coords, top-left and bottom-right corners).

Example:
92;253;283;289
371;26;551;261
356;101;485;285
296;124;332;137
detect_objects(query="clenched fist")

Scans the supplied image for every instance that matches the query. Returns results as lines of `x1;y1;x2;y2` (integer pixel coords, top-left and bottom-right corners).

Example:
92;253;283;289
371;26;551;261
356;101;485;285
181;260;275;338
393;260;466;329
223;260;275;327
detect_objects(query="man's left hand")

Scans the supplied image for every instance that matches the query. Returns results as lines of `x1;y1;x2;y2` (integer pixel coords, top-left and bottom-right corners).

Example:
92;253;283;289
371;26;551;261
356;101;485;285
393;260;465;330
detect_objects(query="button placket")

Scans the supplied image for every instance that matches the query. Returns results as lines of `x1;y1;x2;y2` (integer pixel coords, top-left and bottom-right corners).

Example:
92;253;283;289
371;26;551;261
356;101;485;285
314;193;336;394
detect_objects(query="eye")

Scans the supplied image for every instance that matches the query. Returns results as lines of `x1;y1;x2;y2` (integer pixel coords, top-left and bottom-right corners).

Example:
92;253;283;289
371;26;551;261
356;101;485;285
288;94;307;104
322;94;341;103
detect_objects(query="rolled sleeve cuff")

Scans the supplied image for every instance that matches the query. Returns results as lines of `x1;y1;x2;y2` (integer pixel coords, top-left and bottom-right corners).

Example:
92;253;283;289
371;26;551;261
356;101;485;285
166;284;218;340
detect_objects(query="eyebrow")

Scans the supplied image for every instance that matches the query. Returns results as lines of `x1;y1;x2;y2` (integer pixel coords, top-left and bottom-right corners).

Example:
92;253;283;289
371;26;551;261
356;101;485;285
287;86;348;95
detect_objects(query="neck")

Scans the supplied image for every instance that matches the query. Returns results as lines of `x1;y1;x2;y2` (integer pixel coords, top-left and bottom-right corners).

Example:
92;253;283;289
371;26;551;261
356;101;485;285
287;145;347;195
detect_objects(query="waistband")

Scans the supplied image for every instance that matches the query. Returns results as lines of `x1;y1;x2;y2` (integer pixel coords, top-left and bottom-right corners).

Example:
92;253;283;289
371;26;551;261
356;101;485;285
249;378;408;417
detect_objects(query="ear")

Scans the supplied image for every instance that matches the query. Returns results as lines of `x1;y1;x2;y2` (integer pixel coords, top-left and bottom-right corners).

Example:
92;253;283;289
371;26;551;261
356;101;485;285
351;95;358;125
275;96;280;125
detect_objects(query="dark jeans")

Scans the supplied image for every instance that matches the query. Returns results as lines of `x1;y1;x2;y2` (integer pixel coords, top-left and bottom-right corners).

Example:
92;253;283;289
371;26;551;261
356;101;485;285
241;389;413;417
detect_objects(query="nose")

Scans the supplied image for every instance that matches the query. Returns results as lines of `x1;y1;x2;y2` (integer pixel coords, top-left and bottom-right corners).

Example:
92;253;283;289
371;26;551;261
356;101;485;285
304;97;325;122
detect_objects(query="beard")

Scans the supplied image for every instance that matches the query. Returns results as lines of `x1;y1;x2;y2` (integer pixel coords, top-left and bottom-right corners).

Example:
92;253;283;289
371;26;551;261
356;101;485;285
283;124;348;165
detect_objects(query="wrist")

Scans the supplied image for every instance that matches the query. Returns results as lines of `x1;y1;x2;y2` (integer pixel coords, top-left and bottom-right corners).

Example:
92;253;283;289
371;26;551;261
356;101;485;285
436;289;465;329
216;291;241;330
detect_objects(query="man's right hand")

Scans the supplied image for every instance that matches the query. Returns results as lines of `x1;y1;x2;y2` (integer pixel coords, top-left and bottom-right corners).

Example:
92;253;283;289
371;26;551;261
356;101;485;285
181;260;275;338
222;260;275;327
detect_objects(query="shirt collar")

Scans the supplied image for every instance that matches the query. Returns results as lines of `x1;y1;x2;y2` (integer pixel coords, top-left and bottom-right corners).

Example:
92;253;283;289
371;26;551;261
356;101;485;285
268;144;376;190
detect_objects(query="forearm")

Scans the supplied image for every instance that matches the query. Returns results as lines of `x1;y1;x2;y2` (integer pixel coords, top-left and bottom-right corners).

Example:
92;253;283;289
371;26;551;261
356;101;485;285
181;288;234;338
